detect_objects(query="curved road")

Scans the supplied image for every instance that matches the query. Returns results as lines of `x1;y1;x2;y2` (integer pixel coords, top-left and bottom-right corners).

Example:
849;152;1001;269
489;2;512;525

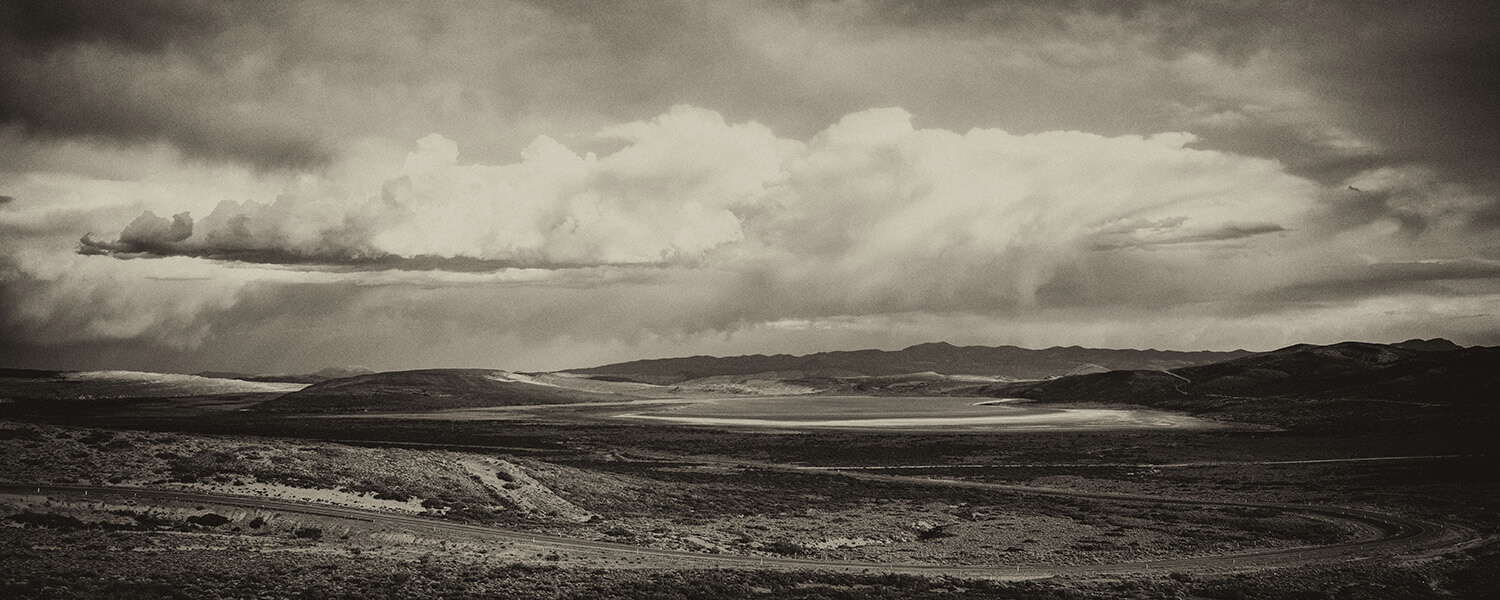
0;475;1465;578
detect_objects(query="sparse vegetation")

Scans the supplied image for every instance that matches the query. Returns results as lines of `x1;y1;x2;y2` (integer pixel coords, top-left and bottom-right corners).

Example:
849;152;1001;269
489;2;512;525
2;523;1496;600
1;338;1495;598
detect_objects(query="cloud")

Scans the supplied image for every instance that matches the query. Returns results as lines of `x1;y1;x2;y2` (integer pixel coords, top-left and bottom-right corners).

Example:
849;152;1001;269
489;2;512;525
80;107;792;268
2;255;266;351
78;210;193;254
0;0;225;52
0;0;327;168
5;0;1493;218
37;104;1351;373
1255;259;1500;306
836;0;1500;222
1324;167;1500;235
3;1;1498;373
75;106;1323;327
0;0;797;171
52;105;1500;372
1296;2;1500;192
745;109;1314;315
1138;1;1500;207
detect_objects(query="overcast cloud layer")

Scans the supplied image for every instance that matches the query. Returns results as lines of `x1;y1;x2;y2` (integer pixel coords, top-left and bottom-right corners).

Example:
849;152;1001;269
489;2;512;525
2;0;1498;373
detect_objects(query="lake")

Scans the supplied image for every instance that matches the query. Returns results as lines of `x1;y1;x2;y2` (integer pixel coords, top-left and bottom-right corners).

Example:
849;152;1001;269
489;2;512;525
614;395;1221;431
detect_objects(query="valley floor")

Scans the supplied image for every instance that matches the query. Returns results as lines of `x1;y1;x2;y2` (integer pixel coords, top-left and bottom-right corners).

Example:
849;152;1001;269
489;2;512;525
2;399;1497;598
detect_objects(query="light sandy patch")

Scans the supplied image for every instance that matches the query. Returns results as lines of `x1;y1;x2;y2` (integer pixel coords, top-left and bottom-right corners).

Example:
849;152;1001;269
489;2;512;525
616;409;1206;429
808;537;890;550
63;370;307;395
673;375;820;396
487;371;563;388
520;372;681;397
943;375;1014;383
615;395;1220;430
178;481;427;513
329;398;706;420
455;456;594;522
484;371;819;399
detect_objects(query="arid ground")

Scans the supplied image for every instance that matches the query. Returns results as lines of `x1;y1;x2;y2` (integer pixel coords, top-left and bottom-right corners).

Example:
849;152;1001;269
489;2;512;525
2;343;1497;599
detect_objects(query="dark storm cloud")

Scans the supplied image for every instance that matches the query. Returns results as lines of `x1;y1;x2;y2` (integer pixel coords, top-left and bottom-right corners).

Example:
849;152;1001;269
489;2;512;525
850;0;1500;226
75;243;624;273
835;0;1288;58
1222;2;1500;212
0;273;371;372
0;0;329;169
1228;1;1500;206
1312;170;1500;240
854;0;1485;66
0;0;224;52
510;0;851;140
1257;259;1500;305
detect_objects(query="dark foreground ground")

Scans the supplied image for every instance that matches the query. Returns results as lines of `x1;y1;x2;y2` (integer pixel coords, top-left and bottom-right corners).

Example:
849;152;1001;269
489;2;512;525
1;388;1497;599
6;531;1496;600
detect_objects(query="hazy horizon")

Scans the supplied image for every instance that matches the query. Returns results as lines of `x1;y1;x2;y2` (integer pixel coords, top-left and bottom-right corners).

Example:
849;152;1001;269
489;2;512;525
5;336;1470;377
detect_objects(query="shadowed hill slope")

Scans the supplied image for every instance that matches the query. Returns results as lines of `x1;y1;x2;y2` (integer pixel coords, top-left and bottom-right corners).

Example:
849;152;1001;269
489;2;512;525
0;369;307;399
1284;345;1500;404
196;366;377;385
569;342;1251;383
982;370;1186;404
254;370;620;413
987;339;1496;406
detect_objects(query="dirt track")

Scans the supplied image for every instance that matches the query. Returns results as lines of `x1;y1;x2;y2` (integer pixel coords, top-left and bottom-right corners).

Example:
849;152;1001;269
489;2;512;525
0;472;1467;579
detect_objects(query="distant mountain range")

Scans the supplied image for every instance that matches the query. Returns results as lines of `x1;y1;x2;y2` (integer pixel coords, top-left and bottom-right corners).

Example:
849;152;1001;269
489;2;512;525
567;341;1254;383
6;339;1489;421
986;338;1494;405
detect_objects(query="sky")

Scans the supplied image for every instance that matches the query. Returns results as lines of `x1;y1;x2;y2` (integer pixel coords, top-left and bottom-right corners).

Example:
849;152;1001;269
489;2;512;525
2;0;1499;373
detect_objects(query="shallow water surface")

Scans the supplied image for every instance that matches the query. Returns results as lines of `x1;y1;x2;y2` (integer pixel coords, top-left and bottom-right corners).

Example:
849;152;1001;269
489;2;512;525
616;395;1219;431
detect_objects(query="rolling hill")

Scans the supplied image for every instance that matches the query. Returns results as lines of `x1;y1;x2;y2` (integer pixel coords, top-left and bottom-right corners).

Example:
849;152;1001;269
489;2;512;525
253;369;621;413
0;369;307;400
196;366;377;385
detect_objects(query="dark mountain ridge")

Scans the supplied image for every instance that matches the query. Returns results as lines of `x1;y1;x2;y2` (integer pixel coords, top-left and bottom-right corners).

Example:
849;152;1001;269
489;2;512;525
568;341;1253;383
989;338;1494;406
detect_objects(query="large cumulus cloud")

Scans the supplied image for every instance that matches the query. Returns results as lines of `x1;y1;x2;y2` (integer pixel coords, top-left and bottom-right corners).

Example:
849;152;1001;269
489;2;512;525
756;109;1312;313
14;104;1495;374
79;107;794;268
80;106;1312;290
